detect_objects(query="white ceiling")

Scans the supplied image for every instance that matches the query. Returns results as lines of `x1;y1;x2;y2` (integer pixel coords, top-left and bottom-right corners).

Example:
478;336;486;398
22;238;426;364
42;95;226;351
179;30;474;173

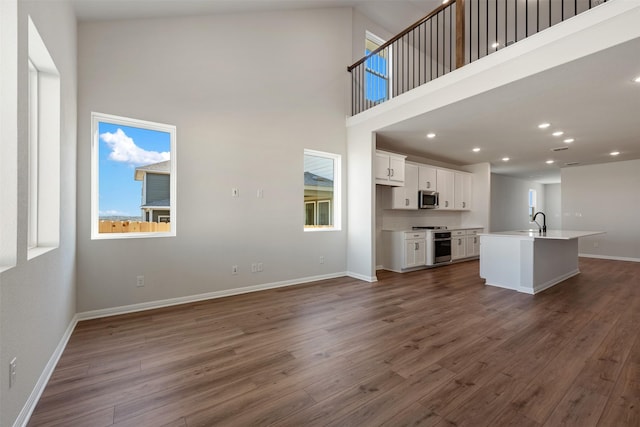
71;0;640;184
376;36;640;184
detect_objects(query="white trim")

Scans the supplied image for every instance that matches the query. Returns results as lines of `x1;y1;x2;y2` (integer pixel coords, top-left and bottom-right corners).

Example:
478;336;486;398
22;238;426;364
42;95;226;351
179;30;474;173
579;253;640;263
77;272;350;320
346;271;378;283
13;314;78;427
90;112;177;240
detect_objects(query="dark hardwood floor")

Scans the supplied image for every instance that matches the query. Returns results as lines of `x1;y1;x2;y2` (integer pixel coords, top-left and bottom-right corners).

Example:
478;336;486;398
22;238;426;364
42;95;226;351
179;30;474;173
28;258;640;426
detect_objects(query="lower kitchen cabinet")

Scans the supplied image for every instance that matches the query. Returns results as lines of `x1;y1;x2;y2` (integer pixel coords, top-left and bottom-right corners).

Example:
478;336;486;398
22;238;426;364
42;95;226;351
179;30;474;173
451;228;483;261
382;230;426;272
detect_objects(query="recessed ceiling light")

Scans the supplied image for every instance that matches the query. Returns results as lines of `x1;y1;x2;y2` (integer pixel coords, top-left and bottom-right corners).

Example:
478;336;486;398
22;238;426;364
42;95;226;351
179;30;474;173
538;123;551;129
610;151;620;156
552;131;564;137
491;42;500;49
546;160;554;164
426;132;436;139
472;147;480;152
563;138;574;143
634;76;640;83
502;157;510;162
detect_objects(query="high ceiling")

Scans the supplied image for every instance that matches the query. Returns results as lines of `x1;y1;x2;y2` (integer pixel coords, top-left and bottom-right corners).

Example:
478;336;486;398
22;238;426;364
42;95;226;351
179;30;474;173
71;0;640;184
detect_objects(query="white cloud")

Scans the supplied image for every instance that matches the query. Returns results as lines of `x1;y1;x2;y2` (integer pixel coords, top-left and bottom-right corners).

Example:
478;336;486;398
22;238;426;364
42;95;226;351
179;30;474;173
100;128;170;166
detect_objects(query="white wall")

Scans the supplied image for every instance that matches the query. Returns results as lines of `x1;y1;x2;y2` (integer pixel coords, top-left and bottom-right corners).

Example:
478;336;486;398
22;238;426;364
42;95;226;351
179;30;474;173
76;8;352;312
0;1;77;426
544;183;562;230
562;160;640;261
490;174;546;232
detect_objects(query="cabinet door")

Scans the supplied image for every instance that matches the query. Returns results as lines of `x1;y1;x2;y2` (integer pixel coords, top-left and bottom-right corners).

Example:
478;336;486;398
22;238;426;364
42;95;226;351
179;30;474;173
466;235;480;257
389;156;405;184
391;164;418;209
404;239;426;268
418;165;437;191
414;239;426;265
436;169;454;210
375;152;391;183
451;236;466;260
454;172;472;210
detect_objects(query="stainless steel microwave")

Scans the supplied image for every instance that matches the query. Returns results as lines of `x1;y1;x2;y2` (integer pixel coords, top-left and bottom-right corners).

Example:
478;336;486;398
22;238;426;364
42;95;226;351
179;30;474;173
419;190;439;209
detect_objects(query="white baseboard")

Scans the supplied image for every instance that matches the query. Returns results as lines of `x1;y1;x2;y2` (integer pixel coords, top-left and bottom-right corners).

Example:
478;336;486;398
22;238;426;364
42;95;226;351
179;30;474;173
579;253;640;263
77;272;350;320
13;314;78;427
346;271;378;282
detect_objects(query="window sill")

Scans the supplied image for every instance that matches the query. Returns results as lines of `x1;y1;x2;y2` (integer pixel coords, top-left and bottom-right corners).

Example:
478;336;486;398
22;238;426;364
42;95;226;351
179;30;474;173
304;227;341;233
27;245;57;261
91;231;176;240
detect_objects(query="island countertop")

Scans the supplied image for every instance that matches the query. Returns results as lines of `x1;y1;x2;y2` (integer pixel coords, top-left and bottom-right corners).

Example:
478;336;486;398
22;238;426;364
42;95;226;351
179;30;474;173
480;230;604;240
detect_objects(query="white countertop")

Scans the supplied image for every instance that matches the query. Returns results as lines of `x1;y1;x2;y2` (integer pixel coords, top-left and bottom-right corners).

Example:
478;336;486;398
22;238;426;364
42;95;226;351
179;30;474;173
480;230;605;240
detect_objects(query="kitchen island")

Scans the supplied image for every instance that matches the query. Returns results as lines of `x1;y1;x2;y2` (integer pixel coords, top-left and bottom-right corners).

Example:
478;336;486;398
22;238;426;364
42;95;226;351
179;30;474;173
479;230;604;294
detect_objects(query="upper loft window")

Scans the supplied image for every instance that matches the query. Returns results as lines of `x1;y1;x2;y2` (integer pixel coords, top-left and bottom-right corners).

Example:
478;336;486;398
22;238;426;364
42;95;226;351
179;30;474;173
304;150;341;231
91;113;176;239
365;31;391;104
27;16;60;259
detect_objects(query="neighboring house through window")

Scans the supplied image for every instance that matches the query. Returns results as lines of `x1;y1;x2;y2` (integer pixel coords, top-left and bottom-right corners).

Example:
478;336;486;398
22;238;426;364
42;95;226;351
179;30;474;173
91;112;176;239
304;150;341;231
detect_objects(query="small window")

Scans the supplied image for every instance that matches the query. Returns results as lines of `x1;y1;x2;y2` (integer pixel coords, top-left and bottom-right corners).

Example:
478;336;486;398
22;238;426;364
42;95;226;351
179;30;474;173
304;150;340;231
365;31;391;105
27;16;60;259
528;189;537;220
91;112;176;239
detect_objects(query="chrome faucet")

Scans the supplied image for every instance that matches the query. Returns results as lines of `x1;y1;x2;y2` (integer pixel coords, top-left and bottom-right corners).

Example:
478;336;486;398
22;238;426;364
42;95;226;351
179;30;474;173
532;211;547;234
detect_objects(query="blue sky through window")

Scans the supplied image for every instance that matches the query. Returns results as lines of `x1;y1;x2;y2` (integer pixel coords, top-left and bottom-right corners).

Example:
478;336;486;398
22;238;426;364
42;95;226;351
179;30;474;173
365;48;388;102
98;122;170;218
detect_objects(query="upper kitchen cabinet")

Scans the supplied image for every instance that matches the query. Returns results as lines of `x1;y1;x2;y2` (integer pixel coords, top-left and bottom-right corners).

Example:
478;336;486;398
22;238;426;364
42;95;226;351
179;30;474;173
375;150;406;186
391;163;418;209
436;169;454;210
454;172;472;211
418;165;437;191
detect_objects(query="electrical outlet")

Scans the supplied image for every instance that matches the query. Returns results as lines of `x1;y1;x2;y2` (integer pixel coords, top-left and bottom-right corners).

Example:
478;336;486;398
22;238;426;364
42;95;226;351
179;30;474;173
257;189;264;198
232;265;238;275
257;262;263;272
136;275;145;287
232;188;239;198
319;256;325;264
9;357;16;388
251;263;257;273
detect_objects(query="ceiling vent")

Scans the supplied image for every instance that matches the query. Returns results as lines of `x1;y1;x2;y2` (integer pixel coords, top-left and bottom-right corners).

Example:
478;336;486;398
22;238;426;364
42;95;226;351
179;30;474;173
564;162;580;166
552;146;569;152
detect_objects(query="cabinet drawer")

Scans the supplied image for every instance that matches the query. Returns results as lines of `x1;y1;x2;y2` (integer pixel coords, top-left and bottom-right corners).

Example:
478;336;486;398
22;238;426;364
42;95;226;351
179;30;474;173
451;230;466;237
467;229;482;235
404;231;426;239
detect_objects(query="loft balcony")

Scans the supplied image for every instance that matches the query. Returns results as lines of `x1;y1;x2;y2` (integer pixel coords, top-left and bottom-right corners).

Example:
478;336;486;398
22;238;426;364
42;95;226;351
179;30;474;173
348;0;610;116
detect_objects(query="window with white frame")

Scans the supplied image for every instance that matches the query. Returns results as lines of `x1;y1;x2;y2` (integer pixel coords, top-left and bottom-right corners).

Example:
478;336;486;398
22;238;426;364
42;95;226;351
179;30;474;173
304;150;340;231
91;112;176;239
528;188;537;220
27;16;60;259
365;31;391;105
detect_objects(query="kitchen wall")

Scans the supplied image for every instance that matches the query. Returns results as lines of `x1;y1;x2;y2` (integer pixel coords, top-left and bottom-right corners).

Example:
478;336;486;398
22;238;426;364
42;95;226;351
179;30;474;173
490;174;546;232
544;183;562;230
0;1;77;426
76;8;352;313
562;159;640;261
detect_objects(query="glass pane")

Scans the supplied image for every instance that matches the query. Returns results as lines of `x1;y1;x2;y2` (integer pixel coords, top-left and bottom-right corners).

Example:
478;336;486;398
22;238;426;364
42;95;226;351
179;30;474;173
98;122;171;233
304;154;334;228
305;202;316;226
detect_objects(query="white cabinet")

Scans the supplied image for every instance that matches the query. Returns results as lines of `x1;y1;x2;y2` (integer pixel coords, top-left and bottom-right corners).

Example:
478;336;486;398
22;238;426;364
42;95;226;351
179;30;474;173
391;163;418;209
436;169;454;210
454;172;472;211
450;228;483;260
382;230;427;272
376;150;406;186
418;165;437;191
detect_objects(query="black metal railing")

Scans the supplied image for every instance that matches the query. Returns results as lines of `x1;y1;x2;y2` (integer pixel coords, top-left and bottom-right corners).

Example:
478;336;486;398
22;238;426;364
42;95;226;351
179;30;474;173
348;0;609;116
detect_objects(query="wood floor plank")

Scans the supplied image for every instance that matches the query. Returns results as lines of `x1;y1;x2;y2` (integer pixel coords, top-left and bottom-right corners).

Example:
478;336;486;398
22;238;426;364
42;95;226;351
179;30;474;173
25;258;640;427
